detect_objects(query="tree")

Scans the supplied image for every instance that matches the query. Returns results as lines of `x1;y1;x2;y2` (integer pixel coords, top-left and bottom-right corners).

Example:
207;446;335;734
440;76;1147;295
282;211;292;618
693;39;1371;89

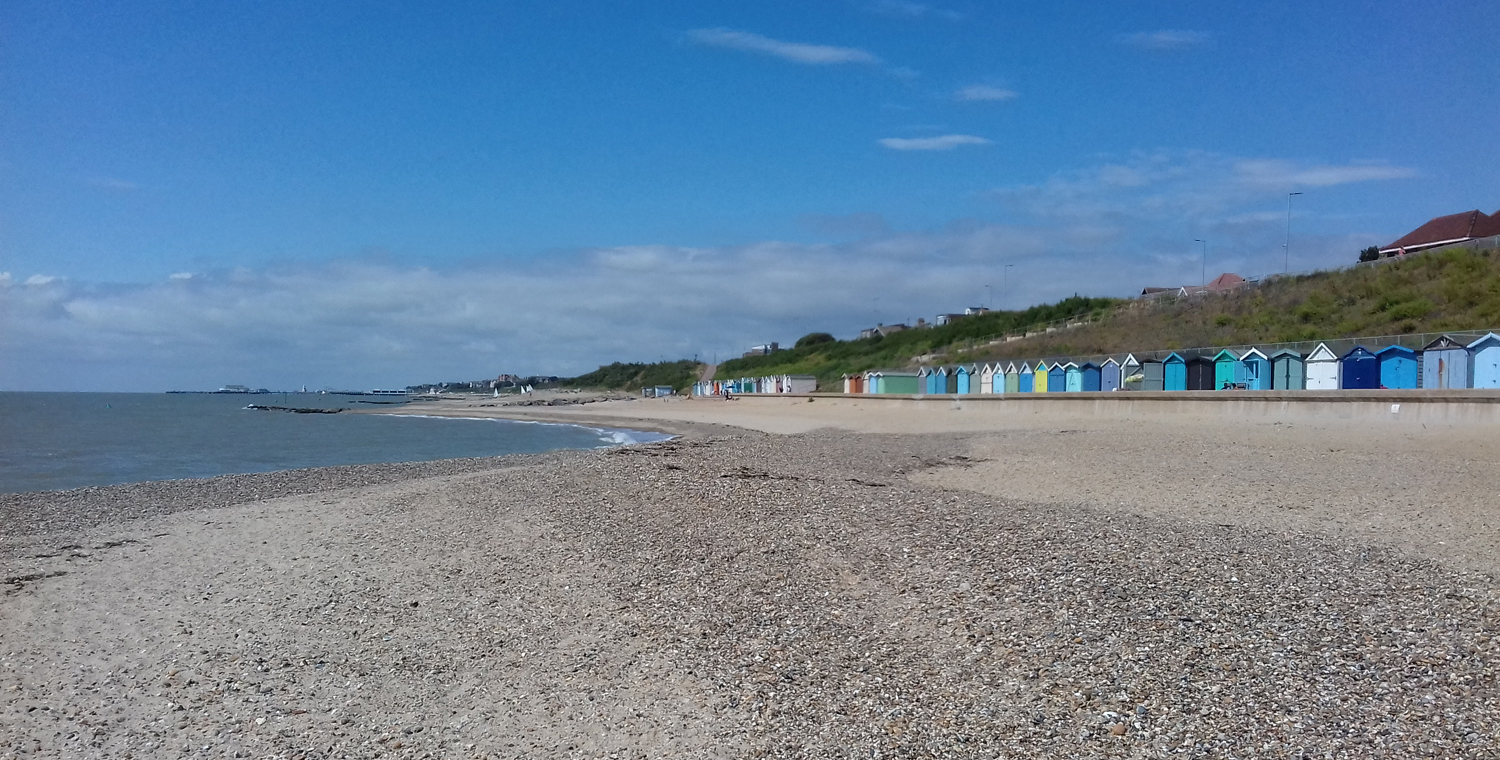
795;332;836;348
1359;246;1381;263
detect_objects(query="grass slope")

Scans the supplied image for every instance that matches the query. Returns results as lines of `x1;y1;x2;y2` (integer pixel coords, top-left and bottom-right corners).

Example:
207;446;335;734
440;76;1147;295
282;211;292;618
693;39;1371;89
953;246;1500;364
560;360;701;392
714;296;1119;389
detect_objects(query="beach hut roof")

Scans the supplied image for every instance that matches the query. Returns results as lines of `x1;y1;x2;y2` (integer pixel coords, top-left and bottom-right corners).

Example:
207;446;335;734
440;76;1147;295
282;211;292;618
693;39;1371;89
871;369;919;377
1422;334;1466;351
1020;362;1034;373
1101;357;1120;367
1270;348;1302;359
1121;353;1140;367
1375;345;1415;358
1213;348;1238;361
1341;345;1376;360
1035;360;1049;370
1240;347;1269;361
1003;361;1017;373
1164;352;1185;363
1061;361;1079;369
1080;361;1100;369
1466;332;1500;350
1306;342;1338;362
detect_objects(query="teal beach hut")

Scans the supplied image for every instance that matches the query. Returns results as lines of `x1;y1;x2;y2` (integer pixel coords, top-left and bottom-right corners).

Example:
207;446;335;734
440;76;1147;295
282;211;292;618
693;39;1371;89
1163;353;1187;391
1376;345;1418;389
1420;335;1470;389
1271;349;1304;390
1240;348;1270;390
1019;362;1035;392
1063;362;1082;392
1469;333;1500;388
1213;349;1240;389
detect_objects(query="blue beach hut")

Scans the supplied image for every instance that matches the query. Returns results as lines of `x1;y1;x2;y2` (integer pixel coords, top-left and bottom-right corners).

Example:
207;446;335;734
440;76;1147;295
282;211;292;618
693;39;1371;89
1376;345;1418;389
1420;335;1470;389
1213;349;1240;389
1048;363;1067;392
1100;358;1121;392
1019;362;1035;392
1340;346;1379;389
955;365;972;394
1081;362;1102;392
1163;353;1187;391
1470;333;1500;388
1240;349;1270;390
920;367;938;395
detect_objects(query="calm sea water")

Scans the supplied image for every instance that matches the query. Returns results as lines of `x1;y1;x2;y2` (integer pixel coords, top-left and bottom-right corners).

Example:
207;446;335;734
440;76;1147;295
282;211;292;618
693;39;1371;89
0;392;670;494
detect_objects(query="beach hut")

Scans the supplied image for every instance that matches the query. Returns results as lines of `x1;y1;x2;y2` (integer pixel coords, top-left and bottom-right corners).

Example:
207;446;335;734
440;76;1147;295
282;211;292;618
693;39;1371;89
955;365;972;394
1240;348;1271;390
1139;359;1164;391
1213;349;1240;389
1019;362;1035;392
1061;362;1081;392
1003;362;1020;393
1047;362;1067;392
1185;355;1216;390
917;367;934;395
1421;335;1470;389
1100;358;1120;392
1470;333;1500;388
1340;346;1379;389
1080;362;1102;392
870;370;921;394
1033;360;1050;392
785;375;818;393
979;363;996;394
1120;354;1142;390
1163;353;1187;391
1376;346;1418;389
944;367;959;394
1271;349;1304;390
1305;343;1340;389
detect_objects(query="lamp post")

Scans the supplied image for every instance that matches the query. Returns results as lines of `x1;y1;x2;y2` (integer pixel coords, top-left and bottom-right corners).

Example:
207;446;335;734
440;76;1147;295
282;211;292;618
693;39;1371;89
1194;239;1207;286
985;285;993;310
1285;192;1303;274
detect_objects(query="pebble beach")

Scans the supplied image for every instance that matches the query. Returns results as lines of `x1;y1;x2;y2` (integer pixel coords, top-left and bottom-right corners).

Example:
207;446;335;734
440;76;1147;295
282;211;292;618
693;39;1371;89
3;400;1498;758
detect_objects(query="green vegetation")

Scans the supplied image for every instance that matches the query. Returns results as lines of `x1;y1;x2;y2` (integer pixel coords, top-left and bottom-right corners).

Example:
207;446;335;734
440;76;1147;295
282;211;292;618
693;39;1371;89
950;246;1500;364
1359;245;1381;263
560;360;700;392
714;295;1120;389
794;332;836;348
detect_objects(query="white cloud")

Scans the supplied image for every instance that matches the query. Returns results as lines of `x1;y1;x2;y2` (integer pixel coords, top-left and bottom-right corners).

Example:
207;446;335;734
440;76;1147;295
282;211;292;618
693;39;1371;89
955;85;1017;102
1233;160;1418;188
686;28;881;65
168;272;195;281
879;134;991;151
867;1;962;21
24;275;59;286
0;272;10;288
1118;30;1210;51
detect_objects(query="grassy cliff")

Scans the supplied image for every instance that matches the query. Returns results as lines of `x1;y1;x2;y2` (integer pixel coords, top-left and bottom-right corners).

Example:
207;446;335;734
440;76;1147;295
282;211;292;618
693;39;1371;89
560;360;701;392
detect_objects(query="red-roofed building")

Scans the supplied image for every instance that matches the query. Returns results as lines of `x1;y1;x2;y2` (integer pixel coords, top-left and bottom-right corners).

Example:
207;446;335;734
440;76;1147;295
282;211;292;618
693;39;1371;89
1380;208;1500;256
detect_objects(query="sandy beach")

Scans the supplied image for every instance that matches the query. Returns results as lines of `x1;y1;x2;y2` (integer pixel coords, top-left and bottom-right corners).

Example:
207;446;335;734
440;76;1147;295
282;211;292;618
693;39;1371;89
3;396;1498;758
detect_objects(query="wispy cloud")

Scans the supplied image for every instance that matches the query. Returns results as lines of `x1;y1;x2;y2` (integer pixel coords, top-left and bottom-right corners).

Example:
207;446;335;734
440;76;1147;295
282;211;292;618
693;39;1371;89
687;28;881;65
955;85;1018;102
1117;30;1210;51
866;1;962;21
1233;160;1418;188
879;134;991;151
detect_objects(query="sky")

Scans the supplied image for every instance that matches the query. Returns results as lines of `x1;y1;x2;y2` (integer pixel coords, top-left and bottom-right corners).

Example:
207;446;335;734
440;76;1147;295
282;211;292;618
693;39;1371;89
3;0;1497;391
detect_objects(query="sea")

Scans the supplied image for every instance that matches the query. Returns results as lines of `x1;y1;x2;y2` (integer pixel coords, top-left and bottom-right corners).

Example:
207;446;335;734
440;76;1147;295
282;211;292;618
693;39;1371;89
0;392;671;495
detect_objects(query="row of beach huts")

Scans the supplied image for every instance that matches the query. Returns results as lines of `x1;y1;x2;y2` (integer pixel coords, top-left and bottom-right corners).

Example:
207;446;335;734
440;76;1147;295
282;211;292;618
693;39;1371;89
694;332;1500;396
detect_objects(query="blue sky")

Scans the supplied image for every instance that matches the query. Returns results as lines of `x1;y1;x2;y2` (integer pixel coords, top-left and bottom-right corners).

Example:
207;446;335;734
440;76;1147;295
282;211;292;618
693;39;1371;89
3;0;1497;390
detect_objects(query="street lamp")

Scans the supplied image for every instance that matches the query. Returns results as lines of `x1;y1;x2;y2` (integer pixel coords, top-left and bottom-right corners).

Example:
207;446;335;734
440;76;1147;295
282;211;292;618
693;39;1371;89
1194;239;1207;286
1285;192;1304;274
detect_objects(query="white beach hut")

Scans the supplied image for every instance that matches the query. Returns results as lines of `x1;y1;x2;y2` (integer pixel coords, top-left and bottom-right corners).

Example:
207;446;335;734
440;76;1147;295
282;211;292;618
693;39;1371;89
1304;342;1341;390
979;363;997;394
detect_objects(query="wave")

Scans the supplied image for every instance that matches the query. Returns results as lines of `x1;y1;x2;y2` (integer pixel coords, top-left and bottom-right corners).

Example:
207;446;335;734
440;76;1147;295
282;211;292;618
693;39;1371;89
376;413;675;447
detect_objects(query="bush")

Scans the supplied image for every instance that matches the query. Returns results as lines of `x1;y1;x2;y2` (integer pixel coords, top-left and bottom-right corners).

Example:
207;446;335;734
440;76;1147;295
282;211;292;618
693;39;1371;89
795;332;836;348
1359;246;1381;263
